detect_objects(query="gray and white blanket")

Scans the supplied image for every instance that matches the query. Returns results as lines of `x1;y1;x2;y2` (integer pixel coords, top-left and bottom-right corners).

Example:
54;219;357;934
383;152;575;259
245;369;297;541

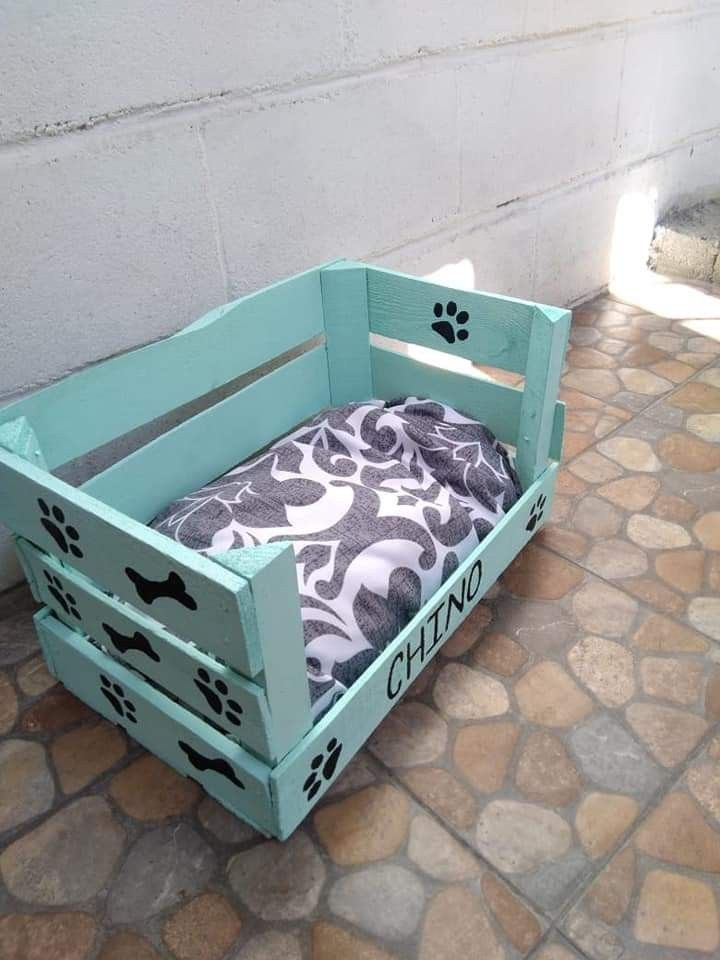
151;398;521;719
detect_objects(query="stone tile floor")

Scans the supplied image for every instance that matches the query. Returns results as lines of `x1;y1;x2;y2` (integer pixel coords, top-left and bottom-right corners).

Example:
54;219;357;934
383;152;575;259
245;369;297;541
1;279;719;959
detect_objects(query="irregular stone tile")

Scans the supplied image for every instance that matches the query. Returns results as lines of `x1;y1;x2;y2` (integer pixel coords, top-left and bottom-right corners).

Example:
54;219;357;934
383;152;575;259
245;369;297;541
433;664;509;720
634;315;672;331
687;335;720;353
634;869;719;951
0;911;96;960
658;432;720;471
1;796;124;905
369;702;447;767
534;940;582;960
441;604;492;657
419;886;504;960
98;932;161;960
312;922;396;960
634;791;720;870
20;687;93;733
328;864;424;940
601;324;643;342
314;784;409;866
596;475;659;511
109;824;215;923
0;672;18;734
655;549;704;593
568;636;635;707
0;612;39;667
569;451;623;483
618;368;672;395
515;662;593;728
597;437;661;472
519;848;588;912
567;346;617;368
623;576;685;615
503;544;584;600
453;721;519;793
197;796;259;844
515;730;582;806
706;670;720;720
538;526;588;560
668;381;720;412
586;846;636;925
109;754;200;820
493;596;577;653
162;893;242;960
572;581;638;637
557;469;589;496
694;510;720;549
647;331;683;352
585;540;648;579
399;767;476;831
711;555;720;592
481;872;542;952
623;343;668;365
0;740;55;832
563;907;624;960
16;655;56;697
475;800;571;873
51;721;126;794
572;497;622;538
626;514;691;549
632;612;708;651
689;597;720;640
640;656;703;705
698;367;720;387
652;492;698;521
677;350;713;367
563;369;621;399
625;702;707;767
326;752;377;799
406;659;439;697
575;793;639;859
470;632;528;676
687;412;720;440
688;760;720;821
227;833;323;922
571;326;602;345
408;814;479;881
570;714;661;796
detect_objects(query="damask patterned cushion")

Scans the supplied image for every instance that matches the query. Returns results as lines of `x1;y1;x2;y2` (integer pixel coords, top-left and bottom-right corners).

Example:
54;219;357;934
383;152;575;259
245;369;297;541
151;398;521;720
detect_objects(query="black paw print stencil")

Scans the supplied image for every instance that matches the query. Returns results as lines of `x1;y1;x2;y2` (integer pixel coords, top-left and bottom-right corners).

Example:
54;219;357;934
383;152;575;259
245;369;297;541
194;668;243;728
431;301;469;345
38;498;83;558
100;674;137;723
526;493;547;532
303;737;342;801
44;570;80;620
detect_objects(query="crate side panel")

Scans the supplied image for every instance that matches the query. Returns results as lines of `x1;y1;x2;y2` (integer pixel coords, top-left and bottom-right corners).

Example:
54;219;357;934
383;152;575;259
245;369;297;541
38;612;275;834
82;345;331;522
271;463;558;837
21;542;274;760
320;262;373;405
0;449;261;676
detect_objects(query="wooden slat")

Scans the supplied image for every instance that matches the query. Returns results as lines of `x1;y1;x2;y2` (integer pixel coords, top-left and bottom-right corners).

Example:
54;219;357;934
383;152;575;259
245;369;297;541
516;305;571;489
370;343;565;461
20;543;275;761
0;444;261;676
271;464;558;837
219;545;313;763
0;265;326;469
82;345;332;522
366;265;545;374
320;261;373;404
37;611;275;834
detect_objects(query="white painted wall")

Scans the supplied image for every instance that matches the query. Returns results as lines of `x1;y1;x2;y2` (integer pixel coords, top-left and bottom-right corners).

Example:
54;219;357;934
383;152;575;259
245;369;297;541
1;1;720;589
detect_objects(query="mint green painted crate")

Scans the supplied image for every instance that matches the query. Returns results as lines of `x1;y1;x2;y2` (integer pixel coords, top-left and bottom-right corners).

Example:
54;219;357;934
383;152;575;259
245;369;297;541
0;260;569;838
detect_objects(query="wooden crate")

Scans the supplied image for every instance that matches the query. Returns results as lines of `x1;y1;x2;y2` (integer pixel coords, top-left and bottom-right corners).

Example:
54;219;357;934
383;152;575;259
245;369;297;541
0;260;569;838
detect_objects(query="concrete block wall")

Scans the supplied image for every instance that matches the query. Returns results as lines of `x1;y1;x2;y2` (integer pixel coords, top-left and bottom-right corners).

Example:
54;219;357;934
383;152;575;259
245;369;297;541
1;1;720;589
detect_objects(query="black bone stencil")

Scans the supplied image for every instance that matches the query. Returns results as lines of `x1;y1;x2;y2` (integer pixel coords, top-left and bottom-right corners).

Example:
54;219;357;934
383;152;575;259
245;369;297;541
102;623;160;663
178;741;245;789
125;568;197;611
